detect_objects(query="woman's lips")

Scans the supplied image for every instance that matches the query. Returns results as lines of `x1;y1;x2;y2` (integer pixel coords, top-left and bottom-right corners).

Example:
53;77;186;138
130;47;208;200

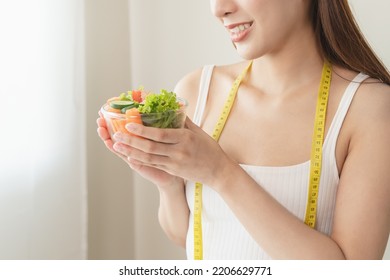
225;22;253;43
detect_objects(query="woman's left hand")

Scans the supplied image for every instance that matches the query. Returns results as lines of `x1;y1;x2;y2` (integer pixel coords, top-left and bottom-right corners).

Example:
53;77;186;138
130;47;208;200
112;117;232;186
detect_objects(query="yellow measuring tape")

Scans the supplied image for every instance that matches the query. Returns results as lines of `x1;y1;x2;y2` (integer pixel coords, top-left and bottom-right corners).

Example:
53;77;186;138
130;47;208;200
304;61;332;228
194;61;253;260
194;60;332;259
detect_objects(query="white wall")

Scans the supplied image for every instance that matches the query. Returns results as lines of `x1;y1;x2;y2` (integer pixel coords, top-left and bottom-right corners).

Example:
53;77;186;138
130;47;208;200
85;0;135;259
349;0;390;67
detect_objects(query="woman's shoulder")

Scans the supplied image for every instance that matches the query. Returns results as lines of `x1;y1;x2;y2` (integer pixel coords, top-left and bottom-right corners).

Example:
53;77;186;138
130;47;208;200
174;61;247;90
333;66;390;121
173;67;204;119
347;73;390;141
352;76;390;122
173;61;248;118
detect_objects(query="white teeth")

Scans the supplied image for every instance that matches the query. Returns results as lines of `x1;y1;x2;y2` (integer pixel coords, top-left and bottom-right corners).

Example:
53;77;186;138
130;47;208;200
231;23;251;34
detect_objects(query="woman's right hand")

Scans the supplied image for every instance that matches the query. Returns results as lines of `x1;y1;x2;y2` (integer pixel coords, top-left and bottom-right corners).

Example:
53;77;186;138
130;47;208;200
96;113;184;190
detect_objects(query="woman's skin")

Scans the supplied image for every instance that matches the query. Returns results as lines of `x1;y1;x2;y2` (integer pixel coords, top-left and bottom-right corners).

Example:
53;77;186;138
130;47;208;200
97;0;390;259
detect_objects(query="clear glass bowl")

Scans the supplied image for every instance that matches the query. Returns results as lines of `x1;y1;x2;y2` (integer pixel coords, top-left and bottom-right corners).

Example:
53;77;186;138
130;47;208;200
100;97;187;141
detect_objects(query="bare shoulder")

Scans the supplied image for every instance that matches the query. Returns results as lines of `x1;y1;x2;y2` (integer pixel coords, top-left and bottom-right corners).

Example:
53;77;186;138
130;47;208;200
173;67;204;120
349;79;390;130
174;61;248;120
347;79;390;155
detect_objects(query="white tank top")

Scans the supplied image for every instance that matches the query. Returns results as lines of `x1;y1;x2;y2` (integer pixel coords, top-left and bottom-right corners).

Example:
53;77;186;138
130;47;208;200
185;65;369;260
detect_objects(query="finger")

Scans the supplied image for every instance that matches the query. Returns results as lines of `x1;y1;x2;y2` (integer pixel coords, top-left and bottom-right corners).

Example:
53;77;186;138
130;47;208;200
124;123;182;144
113;141;171;167
127;158;173;178
114;131;176;157
97;117;107;128
97;127;111;141
128;158;142;170
98;130;115;151
127;158;156;171
103;138;115;151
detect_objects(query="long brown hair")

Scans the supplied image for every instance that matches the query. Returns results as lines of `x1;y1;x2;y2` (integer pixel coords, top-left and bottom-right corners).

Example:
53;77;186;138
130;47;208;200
310;0;390;85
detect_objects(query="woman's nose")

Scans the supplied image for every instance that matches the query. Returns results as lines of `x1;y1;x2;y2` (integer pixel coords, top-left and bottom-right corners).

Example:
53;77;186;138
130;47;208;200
210;0;236;18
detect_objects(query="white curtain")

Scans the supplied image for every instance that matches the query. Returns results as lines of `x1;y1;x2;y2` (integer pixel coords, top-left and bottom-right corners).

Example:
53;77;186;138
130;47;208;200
0;0;87;259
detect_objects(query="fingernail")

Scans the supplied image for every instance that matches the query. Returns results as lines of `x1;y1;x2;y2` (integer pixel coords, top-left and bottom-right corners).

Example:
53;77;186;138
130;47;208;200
113;142;119;151
125;123;137;132
113;132;121;141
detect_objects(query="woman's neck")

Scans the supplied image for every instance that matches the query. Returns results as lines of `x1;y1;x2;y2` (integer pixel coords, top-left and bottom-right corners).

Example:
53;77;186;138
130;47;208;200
249;29;324;96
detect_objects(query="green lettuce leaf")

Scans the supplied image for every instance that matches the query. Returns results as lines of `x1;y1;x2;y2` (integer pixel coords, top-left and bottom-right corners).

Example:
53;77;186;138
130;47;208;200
138;90;183;128
138;90;180;114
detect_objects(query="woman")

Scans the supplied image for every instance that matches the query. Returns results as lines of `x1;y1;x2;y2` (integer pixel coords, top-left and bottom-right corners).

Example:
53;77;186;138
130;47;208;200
97;0;390;259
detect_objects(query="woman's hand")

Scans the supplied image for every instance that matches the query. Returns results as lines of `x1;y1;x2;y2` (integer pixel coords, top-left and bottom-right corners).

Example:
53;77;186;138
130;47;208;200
96;113;182;189
97;113;190;246
112;117;232;187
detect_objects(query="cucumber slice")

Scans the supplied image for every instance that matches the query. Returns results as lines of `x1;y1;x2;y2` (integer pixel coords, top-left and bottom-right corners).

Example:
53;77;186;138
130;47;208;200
121;104;137;113
110;100;134;109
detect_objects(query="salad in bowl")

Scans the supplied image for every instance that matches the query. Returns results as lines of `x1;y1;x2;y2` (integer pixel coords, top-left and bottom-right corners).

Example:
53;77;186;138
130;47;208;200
100;88;187;140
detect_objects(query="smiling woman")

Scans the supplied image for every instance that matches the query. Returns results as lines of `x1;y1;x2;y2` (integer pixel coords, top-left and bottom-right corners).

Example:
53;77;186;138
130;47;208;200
0;0;87;259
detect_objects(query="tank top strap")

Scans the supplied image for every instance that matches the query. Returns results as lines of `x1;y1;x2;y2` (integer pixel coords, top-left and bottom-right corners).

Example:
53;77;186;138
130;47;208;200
193;65;215;126
323;72;370;152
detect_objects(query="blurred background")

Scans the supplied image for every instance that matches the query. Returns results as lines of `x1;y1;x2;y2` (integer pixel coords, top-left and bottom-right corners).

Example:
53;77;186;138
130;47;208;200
0;0;388;260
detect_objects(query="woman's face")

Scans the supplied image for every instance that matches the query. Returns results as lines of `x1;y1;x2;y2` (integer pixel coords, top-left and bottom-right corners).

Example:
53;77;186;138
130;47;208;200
210;0;311;60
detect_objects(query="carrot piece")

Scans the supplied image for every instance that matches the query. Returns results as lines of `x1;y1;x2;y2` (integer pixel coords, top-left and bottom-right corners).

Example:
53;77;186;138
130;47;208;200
110;108;142;138
106;107;122;114
125;108;142;124
112;119;131;134
111;119;123;133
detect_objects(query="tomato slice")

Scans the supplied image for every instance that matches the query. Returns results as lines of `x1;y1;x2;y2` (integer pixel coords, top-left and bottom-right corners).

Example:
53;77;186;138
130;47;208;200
132;90;142;103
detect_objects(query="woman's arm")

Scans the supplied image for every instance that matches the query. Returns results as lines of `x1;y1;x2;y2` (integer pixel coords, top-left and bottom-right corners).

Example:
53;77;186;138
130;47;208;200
157;177;189;247
330;83;390;259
